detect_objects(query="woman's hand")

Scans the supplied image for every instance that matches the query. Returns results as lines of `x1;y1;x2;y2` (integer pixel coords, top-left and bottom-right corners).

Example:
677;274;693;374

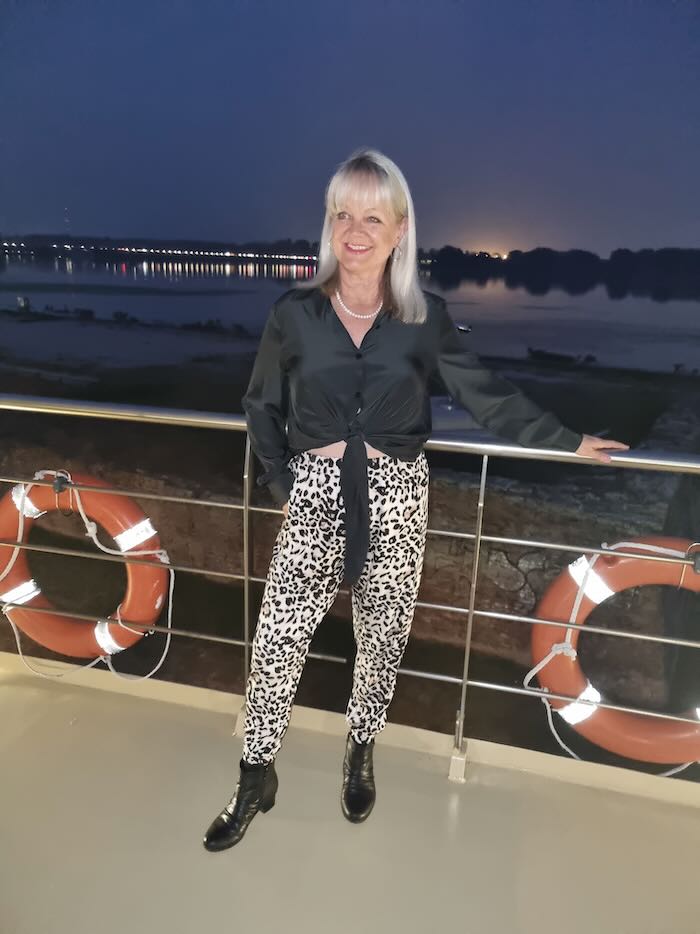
281;501;289;519
575;433;630;463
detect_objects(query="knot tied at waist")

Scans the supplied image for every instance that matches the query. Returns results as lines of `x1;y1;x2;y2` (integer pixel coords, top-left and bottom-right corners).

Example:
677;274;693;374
340;432;370;586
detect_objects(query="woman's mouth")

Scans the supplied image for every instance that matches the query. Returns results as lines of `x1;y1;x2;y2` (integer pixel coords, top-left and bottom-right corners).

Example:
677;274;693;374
344;243;372;255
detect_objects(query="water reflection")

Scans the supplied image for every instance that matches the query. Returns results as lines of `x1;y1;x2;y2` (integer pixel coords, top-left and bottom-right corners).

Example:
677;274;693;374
55;257;316;282
3;252;316;284
1;252;696;373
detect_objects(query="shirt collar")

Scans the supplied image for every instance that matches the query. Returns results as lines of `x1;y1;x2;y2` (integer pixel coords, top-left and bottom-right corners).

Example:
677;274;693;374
296;285;328;319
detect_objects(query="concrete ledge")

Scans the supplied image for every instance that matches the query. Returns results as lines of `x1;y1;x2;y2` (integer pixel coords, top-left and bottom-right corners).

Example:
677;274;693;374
0;650;240;715
1;650;697;809
465;737;700;810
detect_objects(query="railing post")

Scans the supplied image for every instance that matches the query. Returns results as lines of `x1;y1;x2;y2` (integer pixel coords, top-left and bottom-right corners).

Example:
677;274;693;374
450;454;489;782
234;437;254;737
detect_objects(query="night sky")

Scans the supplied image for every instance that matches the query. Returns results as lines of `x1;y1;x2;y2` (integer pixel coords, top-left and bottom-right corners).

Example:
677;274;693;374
1;0;699;255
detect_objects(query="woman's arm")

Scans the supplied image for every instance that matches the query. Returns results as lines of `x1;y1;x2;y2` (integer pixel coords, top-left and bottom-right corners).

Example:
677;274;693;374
241;302;294;506
435;297;629;463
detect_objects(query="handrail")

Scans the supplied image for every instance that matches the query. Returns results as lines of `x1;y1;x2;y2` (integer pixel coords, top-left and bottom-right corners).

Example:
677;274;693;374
1;392;699;779
0;395;244;431
1;392;699;473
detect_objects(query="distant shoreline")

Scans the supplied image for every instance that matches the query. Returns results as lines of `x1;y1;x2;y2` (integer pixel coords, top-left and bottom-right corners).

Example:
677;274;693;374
1;307;698;388
2;303;699;382
0;281;254;297
0;304;258;339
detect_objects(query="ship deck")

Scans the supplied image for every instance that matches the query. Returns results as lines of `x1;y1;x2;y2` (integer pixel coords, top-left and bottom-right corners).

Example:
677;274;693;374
2;653;699;934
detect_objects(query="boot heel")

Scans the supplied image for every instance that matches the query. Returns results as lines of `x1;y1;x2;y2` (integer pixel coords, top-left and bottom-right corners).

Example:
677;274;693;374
260;795;276;813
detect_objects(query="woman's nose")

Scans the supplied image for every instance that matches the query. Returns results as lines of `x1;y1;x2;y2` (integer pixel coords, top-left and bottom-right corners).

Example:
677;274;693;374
348;219;369;237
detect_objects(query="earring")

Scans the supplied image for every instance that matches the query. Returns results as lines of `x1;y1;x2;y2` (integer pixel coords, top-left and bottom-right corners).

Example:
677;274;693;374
393;245;402;260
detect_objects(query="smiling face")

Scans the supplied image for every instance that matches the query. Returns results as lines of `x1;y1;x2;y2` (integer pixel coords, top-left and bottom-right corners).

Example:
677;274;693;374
329;174;407;282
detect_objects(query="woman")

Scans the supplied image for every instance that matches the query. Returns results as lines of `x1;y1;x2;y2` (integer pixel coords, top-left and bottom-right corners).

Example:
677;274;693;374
203;148;629;852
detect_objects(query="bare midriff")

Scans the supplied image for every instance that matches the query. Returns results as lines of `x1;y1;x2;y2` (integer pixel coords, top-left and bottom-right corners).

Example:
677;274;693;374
307;440;386;458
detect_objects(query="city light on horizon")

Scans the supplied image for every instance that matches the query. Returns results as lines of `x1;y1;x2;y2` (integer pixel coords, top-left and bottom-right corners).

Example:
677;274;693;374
3;238;516;262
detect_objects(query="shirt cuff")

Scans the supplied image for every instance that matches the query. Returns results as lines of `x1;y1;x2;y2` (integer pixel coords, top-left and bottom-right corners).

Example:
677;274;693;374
256;467;294;506
547;425;583;452
268;470;294;506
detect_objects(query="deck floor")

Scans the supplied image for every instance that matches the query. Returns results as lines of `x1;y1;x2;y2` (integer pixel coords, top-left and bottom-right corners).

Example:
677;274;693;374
2;669;700;934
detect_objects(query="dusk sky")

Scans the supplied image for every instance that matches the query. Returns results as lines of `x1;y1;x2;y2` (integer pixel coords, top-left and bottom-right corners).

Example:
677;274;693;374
1;0;699;255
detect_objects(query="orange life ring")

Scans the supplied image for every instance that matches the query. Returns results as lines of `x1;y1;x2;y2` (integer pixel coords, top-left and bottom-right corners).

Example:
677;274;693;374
0;472;169;659
531;536;700;764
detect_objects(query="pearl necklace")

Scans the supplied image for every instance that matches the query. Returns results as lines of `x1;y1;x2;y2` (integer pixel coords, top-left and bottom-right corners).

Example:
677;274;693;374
335;288;383;319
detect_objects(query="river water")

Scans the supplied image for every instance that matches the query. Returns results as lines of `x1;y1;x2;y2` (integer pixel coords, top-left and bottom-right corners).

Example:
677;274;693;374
1;254;698;373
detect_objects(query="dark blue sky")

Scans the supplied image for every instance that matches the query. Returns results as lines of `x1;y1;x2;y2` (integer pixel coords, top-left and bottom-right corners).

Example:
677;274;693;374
1;0;698;254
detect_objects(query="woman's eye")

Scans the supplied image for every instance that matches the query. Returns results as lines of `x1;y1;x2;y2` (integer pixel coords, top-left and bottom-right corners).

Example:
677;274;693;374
337;211;349;220
367;216;381;223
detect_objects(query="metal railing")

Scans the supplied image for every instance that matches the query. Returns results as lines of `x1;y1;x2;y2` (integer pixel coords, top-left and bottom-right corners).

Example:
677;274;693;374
1;393;699;780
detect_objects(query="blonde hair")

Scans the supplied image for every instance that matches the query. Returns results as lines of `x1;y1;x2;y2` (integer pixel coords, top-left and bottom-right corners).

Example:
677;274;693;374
297;147;427;324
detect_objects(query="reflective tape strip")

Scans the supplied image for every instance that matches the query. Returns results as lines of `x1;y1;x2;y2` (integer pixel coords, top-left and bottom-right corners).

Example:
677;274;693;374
11;485;46;519
558;683;601;726
114;518;157;553
0;579;41;607
567;555;614;605
94;620;125;655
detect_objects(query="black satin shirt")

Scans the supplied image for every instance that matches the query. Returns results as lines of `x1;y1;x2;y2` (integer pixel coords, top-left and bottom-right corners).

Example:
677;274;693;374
242;286;582;585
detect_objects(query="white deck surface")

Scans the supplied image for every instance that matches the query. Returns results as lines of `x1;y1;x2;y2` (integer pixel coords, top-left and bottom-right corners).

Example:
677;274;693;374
2;663;700;934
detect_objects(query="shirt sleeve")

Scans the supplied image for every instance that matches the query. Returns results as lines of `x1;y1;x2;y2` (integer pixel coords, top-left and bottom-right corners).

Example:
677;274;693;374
435;297;583;452
241;302;294;505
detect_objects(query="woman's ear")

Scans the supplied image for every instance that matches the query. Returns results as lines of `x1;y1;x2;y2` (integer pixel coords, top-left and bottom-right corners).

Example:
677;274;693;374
397;216;408;245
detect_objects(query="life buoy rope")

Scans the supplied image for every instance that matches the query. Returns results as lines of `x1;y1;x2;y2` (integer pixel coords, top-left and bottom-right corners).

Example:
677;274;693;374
525;537;700;769
0;470;174;680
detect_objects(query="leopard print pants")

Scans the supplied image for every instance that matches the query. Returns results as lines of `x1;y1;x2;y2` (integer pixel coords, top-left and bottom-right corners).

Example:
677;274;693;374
242;449;430;765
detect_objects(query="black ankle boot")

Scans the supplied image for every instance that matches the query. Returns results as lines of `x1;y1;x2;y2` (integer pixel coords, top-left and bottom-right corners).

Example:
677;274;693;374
203;758;278;852
341;733;376;823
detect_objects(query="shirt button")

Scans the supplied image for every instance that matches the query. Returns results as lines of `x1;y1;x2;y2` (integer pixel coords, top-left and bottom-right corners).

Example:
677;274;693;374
355;352;362;359
355;391;361;398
